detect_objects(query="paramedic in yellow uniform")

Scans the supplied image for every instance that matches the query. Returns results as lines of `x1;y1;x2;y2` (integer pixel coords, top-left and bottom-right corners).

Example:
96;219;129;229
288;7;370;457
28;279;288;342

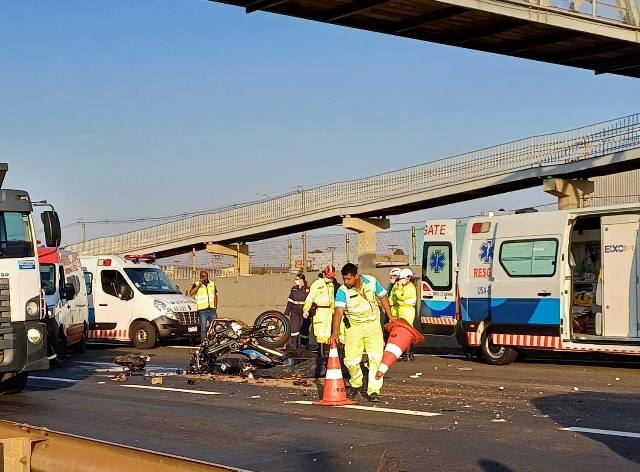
328;263;394;403
391;268;417;325
303;266;337;355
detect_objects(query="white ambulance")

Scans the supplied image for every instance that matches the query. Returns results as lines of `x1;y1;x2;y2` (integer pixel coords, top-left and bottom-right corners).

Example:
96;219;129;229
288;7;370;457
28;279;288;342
81;255;199;349
421;203;640;364
38;247;89;356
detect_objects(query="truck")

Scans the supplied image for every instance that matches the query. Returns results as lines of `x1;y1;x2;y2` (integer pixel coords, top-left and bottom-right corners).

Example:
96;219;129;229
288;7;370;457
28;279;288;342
0;163;62;394
420;203;640;364
38;247;89;359
81;255;199;349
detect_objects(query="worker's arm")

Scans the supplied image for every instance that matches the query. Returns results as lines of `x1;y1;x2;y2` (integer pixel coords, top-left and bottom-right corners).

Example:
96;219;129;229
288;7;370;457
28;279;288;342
302;282;317;314
188;282;200;297
327;306;344;347
379;295;396;322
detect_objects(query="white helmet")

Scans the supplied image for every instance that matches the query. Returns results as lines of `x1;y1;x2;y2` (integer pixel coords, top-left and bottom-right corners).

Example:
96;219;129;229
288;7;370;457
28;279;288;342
389;268;401;277
399;268;414;280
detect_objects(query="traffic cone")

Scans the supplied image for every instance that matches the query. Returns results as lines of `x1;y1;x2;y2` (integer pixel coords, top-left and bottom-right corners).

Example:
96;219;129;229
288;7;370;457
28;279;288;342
376;319;425;379
315;341;356;406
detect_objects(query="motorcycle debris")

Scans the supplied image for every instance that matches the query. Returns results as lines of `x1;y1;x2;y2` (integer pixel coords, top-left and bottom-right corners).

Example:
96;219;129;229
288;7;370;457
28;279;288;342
187;379;196;385
151;377;164;386
293;379;309;386
110;373;128;383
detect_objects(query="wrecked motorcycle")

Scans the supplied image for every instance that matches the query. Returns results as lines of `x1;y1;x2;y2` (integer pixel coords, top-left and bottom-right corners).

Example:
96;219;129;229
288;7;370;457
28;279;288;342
188;310;292;374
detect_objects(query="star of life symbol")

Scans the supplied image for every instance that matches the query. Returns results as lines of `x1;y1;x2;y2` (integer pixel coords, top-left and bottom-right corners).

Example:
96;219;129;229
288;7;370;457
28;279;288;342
479;240;494;264
429;250;446;273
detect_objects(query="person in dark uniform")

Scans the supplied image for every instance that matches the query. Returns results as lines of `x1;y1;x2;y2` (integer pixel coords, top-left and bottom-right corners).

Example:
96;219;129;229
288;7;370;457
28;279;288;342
284;274;309;350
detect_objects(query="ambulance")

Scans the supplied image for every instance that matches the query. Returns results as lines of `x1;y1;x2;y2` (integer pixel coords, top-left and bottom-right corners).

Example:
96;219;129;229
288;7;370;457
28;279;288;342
81;255;199;349
38;247;89;356
421;203;640;364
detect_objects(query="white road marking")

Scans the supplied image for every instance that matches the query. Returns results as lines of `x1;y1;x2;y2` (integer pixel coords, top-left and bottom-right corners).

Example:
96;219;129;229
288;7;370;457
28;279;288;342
29;376;79;384
285;400;441;417
168;345;199;350
561;427;640;439
413;354;466;359
120;385;223;395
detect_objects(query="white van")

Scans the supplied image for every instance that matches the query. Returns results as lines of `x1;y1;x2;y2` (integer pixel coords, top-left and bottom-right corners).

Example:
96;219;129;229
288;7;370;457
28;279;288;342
81;255;199;349
38;247;89;356
421;203;640;364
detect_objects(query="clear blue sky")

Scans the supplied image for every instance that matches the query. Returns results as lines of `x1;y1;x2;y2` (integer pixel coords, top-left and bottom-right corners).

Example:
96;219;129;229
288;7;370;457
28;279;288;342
1;0;636;246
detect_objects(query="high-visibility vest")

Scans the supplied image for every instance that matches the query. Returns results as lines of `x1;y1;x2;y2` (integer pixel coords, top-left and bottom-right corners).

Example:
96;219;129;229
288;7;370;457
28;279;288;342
391;283;417;318
303;279;334;313
340;275;381;324
194;282;216;310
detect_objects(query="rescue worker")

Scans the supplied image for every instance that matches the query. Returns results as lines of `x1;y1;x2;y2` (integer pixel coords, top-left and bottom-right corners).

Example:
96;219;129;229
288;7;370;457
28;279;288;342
387;268;401;295
303;265;337;356
189;270;218;338
391;268;418;361
284;274;309;350
328;263;394;403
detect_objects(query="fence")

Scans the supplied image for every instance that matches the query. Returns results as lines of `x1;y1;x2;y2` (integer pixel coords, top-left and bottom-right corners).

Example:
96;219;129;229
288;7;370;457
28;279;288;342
538;0;640;26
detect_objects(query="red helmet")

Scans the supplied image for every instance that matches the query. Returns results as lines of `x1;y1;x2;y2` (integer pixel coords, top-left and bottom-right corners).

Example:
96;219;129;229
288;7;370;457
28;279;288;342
322;265;337;278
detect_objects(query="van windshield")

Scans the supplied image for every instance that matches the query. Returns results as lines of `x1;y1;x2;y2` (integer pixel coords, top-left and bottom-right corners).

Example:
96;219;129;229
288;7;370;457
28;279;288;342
124;268;180;295
0;212;34;258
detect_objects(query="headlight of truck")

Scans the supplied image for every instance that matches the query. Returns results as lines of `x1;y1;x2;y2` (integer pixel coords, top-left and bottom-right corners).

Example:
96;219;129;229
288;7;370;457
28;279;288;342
27;328;42;344
154;300;176;319
26;301;39;317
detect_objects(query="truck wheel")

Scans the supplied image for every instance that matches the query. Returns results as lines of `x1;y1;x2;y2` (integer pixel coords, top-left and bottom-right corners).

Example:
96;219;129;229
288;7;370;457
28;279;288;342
71;326;88;354
0;373;28;395
481;332;518;365
131;321;158;350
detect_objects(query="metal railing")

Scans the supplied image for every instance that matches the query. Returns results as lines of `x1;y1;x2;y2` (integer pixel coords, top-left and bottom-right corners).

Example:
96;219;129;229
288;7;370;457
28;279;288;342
531;0;640;26
67;114;640;256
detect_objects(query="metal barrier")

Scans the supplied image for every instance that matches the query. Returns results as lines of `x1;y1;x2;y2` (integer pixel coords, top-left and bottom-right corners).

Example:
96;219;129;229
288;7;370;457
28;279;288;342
0;421;247;472
531;0;640;26
68;114;640;257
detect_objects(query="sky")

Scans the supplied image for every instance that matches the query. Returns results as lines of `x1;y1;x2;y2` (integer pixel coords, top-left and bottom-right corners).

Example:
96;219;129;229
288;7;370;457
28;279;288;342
1;0;637;252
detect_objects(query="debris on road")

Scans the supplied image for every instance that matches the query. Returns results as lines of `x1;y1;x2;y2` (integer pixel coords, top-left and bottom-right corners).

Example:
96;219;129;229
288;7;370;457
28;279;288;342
151;377;164;385
114;354;153;372
409;372;423;379
110;373;128;383
457;367;473;371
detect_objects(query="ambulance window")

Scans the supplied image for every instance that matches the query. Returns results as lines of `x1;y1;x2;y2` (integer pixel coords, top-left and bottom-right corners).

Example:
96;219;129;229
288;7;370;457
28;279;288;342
422;243;452;290
500;239;558;277
84;272;93;295
101;270;134;300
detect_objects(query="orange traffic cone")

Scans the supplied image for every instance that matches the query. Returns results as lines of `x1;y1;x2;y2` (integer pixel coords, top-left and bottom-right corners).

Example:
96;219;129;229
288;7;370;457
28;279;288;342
376;319;425;380
315;341;356;406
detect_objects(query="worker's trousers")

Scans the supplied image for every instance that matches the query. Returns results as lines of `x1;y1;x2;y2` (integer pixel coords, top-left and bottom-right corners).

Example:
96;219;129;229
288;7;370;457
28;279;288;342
343;319;384;395
312;307;333;345
395;306;416;326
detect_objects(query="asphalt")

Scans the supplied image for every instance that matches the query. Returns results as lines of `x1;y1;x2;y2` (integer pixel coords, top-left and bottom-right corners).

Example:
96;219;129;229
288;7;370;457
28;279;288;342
1;343;639;472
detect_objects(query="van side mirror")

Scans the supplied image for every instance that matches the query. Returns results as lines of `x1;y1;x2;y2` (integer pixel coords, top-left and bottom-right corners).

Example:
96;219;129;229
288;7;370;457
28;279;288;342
41;211;62;247
63;282;76;300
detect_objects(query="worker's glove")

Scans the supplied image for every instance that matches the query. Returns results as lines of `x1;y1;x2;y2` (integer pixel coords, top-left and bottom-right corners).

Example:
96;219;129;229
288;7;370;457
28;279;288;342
303;311;309;319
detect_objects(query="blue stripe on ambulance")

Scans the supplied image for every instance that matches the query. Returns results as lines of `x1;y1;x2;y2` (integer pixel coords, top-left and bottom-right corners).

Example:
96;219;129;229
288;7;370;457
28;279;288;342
461;297;561;325
420;300;456;318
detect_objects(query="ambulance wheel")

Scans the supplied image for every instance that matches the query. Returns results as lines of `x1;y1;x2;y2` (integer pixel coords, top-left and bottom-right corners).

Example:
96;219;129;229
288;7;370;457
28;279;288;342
0;373;28;395
481;331;518;365
131;321;158;350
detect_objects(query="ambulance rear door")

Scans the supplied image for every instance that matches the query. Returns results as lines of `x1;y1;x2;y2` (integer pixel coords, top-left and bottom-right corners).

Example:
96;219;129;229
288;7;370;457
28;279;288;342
420;219;459;335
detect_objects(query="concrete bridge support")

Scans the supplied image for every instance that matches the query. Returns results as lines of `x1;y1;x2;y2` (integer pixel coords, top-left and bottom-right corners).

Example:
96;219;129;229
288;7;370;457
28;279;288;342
343;217;390;270
206;243;250;276
543;177;594;210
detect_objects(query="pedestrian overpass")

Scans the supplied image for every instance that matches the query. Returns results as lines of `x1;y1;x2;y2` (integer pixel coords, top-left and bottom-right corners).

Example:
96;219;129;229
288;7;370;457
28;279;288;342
208;0;640;78
67;114;640;269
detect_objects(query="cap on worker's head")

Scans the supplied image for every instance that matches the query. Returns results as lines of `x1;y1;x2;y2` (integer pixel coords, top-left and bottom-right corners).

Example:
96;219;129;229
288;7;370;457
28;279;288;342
399;268;414;280
322;265;337;278
389;268;401;277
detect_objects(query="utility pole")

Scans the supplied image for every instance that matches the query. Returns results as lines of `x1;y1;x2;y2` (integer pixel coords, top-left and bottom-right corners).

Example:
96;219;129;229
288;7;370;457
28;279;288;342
191;247;196;279
345;234;351;263
81;219;87;243
301;233;308;272
411;226;417;266
288;240;293;272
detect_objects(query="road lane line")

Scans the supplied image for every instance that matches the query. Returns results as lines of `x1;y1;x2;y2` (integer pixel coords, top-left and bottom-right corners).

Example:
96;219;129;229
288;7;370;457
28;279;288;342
561;427;640;439
29;377;79;384
120;385;223;395
168;346;198;350
285;400;441;417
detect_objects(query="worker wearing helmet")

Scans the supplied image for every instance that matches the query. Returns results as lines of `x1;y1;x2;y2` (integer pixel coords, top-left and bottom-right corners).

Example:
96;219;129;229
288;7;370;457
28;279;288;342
392;268;418;325
303;265;337;355
328;263;394;403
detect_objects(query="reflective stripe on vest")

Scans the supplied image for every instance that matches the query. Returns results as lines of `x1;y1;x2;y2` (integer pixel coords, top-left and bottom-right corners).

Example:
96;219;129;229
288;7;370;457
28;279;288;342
195;282;216;310
341;275;380;323
310;279;334;307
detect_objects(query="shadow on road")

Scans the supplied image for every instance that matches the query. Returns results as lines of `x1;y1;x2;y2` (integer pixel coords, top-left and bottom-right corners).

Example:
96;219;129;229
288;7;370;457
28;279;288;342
478;459;516;472
532;392;640;466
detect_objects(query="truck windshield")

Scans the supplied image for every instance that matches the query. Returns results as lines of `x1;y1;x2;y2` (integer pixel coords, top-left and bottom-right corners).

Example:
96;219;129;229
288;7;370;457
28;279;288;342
124;268;180;295
0;212;34;258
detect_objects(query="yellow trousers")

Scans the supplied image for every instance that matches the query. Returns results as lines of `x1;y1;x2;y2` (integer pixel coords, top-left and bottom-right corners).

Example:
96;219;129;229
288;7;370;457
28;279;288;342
343;320;384;395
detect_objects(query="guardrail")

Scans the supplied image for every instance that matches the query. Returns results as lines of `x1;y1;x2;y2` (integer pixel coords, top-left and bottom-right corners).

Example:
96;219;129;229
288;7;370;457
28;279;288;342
68;113;640;256
0;421;246;472
532;0;640;27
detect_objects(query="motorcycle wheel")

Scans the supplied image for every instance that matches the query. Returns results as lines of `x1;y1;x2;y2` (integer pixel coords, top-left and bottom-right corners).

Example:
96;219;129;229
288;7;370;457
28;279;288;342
253;311;290;349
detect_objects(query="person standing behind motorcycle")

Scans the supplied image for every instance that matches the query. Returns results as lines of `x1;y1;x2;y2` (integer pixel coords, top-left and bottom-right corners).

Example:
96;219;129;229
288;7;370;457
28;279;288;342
284;274;309;350
303;265;337;356
189;270;218;339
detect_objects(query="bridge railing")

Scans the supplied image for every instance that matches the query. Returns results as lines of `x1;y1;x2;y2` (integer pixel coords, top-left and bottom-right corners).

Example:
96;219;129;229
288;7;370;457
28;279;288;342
530;0;640;26
68;114;640;256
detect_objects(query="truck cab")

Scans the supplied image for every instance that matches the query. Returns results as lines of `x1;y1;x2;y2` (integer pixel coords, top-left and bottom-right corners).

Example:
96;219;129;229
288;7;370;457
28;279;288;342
81;255;199;349
38;247;89;358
